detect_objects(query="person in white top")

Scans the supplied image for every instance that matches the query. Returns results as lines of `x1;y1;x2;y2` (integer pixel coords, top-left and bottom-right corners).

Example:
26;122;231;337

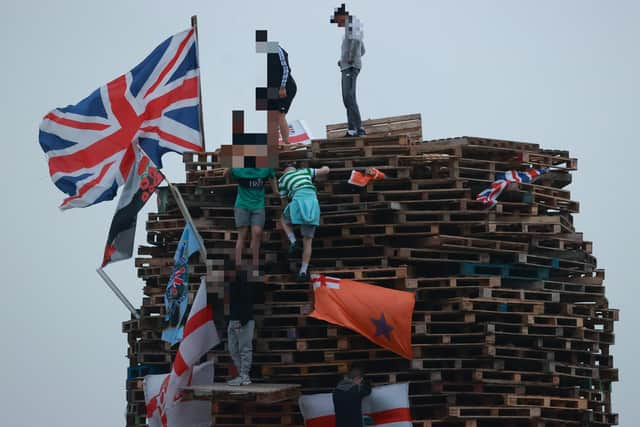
331;3;366;137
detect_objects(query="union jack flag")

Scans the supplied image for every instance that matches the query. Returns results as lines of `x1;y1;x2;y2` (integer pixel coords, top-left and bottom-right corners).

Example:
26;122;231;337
476;168;548;208
38;29;203;210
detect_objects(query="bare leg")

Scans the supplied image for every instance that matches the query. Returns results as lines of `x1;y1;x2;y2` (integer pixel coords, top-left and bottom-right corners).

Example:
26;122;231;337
280;216;295;238
267;111;279;147
302;236;313;266
235;227;248;267
278;112;290;144
250;225;263;267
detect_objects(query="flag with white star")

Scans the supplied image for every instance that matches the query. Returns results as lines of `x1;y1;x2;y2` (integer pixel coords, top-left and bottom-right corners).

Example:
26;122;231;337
310;274;415;359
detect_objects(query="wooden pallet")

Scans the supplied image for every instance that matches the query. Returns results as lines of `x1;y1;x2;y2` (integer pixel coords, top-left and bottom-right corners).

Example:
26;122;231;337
326;113;422;143
123;118;617;427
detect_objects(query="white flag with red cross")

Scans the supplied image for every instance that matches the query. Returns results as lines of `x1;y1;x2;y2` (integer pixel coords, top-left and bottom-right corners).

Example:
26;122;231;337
143;360;214;427
298;383;412;426
278;119;312;145
144;277;220;427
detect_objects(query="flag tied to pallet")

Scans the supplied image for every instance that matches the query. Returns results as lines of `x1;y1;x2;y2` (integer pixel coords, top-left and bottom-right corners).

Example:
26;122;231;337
38;28;202;210
162;222;201;345
310;275;415;359
145;277;220;427
278;119;312;145
476;168;548;209
348;167;386;187
298;383;412;427
143;360;213;427
102;147;164;267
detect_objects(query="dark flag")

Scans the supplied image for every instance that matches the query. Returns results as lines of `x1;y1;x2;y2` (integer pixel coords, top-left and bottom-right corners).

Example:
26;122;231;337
102;147;164;267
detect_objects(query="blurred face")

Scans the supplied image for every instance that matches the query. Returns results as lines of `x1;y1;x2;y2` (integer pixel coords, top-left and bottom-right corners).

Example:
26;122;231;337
334;14;348;27
352;376;363;385
220;143;277;168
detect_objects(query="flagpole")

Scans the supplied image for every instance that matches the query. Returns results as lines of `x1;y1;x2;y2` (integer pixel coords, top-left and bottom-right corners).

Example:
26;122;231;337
96;267;140;319
191;15;206;153
164;178;208;264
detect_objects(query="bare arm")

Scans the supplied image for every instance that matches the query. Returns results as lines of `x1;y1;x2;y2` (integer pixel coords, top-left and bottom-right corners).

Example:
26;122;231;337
272;177;287;208
270;177;279;197
315;166;330;178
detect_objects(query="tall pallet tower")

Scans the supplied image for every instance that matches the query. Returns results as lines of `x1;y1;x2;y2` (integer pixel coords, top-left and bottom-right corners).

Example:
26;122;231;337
124;114;618;427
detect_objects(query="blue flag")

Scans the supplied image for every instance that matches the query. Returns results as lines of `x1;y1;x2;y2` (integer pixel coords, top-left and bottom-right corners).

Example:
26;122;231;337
162;222;201;345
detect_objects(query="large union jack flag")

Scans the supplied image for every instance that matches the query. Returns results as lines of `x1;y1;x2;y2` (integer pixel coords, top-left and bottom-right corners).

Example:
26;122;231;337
39;29;203;210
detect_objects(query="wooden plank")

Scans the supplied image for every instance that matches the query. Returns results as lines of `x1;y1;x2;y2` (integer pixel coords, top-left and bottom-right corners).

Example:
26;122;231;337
182;383;300;404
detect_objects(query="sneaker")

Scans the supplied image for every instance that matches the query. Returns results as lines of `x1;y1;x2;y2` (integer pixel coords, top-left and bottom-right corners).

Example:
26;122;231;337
343;130;357;137
296;271;309;282
240;375;252;385
357;128;367;136
227;376;244;386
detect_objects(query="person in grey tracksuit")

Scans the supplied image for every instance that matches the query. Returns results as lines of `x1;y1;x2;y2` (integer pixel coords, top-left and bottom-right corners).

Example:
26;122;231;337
331;4;366;137
227;271;255;386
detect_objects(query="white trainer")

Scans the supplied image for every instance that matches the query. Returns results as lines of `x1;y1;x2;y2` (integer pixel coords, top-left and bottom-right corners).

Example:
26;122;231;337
226;376;244;386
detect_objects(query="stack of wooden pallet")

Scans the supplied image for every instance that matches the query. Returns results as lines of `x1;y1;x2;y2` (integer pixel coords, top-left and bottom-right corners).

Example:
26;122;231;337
124;114;618;427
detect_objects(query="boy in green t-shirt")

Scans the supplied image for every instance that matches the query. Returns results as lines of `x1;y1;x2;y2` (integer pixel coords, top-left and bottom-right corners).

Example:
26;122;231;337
224;167;278;269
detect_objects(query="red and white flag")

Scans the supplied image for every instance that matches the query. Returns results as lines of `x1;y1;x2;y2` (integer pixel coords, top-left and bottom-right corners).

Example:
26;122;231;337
143;360;214;427
278;119;312;145
298;383;412;427
145;277;220;427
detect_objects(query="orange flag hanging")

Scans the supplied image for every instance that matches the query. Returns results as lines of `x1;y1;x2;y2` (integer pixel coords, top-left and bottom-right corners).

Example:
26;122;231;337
309;274;415;359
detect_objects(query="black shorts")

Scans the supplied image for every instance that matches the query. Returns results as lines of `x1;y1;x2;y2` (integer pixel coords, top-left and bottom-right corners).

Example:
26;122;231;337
272;78;297;114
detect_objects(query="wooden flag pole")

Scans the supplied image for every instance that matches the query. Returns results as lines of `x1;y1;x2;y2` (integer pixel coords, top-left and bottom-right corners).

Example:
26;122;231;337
164;178;208;264
191;15;207;152
96;267;140;319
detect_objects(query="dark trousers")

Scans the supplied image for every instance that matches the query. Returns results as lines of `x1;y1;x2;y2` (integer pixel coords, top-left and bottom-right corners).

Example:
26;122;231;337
341;67;362;131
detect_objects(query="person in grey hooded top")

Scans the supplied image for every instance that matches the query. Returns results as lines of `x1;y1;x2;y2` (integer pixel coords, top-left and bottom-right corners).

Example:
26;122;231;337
331;4;366;137
332;366;372;427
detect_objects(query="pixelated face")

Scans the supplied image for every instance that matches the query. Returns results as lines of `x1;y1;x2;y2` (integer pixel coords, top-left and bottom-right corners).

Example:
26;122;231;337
218;111;278;168
331;4;349;26
333;14;348;27
220;143;277;168
256;29;281;54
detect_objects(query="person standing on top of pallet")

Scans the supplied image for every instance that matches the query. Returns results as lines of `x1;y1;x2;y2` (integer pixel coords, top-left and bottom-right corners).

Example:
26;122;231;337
331;3;366;137
226;266;255;386
279;163;330;281
224;167;279;272
268;43;297;144
333;366;372;427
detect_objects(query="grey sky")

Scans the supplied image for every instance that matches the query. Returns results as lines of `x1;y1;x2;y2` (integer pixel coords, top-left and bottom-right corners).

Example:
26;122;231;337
1;1;637;426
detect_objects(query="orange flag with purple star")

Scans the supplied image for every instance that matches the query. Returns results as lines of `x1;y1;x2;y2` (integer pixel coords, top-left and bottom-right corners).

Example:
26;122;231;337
309;274;415;359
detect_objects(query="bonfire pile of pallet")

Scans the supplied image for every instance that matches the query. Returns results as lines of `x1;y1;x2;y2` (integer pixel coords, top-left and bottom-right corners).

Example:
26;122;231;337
123;114;618;427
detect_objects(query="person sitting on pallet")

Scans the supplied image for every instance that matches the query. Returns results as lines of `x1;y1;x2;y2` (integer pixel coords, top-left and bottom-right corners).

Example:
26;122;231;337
226;264;256;386
332;366;372;427
278;163;330;281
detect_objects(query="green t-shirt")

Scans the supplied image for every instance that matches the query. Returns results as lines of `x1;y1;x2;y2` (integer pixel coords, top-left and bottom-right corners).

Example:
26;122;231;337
231;168;275;210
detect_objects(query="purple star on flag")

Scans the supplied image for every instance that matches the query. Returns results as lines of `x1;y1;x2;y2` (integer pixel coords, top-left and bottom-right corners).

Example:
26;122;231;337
371;313;394;339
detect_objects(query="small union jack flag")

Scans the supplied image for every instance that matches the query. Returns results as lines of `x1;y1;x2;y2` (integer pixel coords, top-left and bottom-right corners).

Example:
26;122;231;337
38;29;203;210
476;168;548;208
